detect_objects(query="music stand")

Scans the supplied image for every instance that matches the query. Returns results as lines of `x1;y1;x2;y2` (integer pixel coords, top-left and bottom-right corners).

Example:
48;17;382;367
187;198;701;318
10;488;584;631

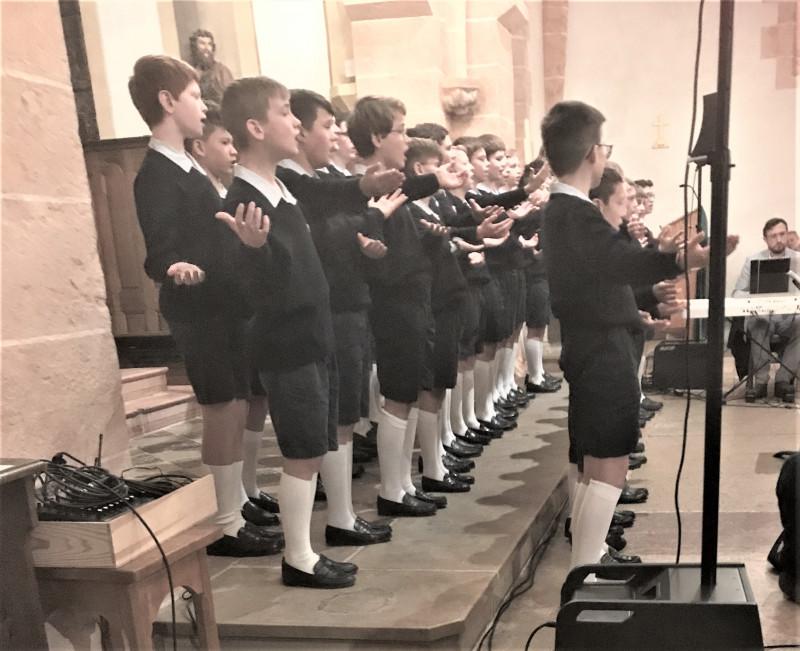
750;258;790;294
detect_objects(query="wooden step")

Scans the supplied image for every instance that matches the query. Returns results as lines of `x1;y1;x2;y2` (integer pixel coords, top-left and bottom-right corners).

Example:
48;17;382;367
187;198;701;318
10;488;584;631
125;385;199;437
120;367;169;402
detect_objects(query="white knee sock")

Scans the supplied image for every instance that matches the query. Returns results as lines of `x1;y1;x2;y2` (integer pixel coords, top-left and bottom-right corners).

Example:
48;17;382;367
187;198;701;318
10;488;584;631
441;390;456;445
571;480;622;570
208;462;247;537
525;338;545;385
377;408;409;502
491;353;504;402
368;365;383;423
319;443;356;531
450;374;468;436
503;344;518;394
401;407;419;495
354;417;372;436
242;429;263;498
567;464;581;519
462;369;480;429
280;471;318;573
418;408;446;481
475;359;496;421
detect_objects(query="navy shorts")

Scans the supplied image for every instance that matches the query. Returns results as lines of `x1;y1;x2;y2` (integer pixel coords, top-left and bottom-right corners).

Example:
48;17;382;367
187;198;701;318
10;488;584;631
481;277;506;344
495;269;518;339
560;325;641;460
525;275;551;329
459;287;483;358
332;310;369;426
433;299;467;389
168;316;248;405
514;269;526;328
260;355;339;460
370;295;435;404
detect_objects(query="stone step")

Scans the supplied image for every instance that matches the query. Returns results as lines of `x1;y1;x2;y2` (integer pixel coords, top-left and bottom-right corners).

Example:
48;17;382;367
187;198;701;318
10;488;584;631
125;386;199;437
120;367;169;402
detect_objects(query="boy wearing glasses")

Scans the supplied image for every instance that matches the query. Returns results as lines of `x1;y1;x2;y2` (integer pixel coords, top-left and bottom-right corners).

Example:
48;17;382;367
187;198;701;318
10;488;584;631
540;101;726;575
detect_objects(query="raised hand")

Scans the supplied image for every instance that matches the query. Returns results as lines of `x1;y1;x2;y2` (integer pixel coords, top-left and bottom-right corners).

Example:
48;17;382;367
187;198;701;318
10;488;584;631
625;216;647;242
368;188;407;218
524;160;551;194
483;231;511;248
652;279;678;303
357;232;388;259
451;236;484;253
476;214;512;240
657;223;685;253
216;201;269;248
468;251;485;266
529;187;550;208
506;200;536;221
469;199;504;224
359;163;405;197
656;300;686;318
726;234;740;255
518;233;539;250
419;219;449;237
167;262;205;286
677;230;709;270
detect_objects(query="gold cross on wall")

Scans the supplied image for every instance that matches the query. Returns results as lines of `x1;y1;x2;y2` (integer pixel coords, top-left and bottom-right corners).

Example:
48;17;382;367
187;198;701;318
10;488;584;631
652;114;669;149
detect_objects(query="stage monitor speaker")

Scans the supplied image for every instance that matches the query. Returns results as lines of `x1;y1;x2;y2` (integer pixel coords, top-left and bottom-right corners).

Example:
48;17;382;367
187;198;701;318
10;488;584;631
690;92;718;162
652;340;708;390
555;563;763;650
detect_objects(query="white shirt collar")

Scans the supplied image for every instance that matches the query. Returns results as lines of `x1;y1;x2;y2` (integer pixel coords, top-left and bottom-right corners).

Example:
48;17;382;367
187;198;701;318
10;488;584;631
413;199;439;218
328;162;351;176
476;182;499;195
278;158;318;178
550;181;592;204
148;137;202;174
234;164;297;207
353;163;368;176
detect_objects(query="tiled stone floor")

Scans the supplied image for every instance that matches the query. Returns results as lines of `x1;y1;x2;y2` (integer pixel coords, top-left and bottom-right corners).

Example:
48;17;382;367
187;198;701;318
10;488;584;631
131;352;799;650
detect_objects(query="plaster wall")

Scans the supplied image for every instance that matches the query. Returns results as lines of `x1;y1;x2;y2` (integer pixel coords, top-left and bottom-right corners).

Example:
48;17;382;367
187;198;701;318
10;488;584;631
563;0;798;293
1;0;129;469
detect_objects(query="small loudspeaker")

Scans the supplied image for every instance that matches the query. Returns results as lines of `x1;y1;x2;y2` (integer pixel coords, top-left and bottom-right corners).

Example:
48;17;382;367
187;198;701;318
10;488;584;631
556;563;763;650
652;340;708;390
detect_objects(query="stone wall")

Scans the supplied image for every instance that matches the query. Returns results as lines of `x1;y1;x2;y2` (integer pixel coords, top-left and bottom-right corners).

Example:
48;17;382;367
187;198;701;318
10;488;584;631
1;0;129;470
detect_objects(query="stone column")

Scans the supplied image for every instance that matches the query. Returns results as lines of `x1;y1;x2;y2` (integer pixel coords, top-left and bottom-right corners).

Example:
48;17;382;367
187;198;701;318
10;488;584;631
542;0;568;110
1;1;129;471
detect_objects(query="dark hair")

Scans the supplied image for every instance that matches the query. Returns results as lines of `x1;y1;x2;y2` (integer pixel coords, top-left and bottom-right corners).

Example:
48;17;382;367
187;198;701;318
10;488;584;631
189;29;216;54
221;76;289;151
540;100;605;177
183;100;225;152
634;179;653;188
452;136;484;160
479;133;506;159
589;166;623;203
334;109;351;127
519;158;546;189
128;55;199;128
348;95;406;158
290;89;335;131
406;122;449;145
404;137;444;176
763;218;789;237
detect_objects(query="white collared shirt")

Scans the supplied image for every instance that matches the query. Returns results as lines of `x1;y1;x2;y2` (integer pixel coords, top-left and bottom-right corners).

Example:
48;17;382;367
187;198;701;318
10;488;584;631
148;137;206;175
550;181;592;204
476;182;499;195
278;158;319;179
234;164;297;208
328;162;352;177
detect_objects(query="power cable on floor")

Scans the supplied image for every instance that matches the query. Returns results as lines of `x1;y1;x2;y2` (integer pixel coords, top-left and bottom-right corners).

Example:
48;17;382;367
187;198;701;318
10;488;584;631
523;621;556;651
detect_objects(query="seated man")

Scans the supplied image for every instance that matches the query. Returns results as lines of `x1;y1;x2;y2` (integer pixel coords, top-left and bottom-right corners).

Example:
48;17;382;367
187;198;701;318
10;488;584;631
732;217;800;402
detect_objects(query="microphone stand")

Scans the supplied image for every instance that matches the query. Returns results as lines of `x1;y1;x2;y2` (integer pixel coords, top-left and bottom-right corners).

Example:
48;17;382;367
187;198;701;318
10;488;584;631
700;0;735;594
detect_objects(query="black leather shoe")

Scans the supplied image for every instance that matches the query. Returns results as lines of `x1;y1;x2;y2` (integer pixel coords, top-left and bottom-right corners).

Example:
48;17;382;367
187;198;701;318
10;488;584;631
629;453;647;465
606;531;627;551
281;557;355;589
325;521;392;546
641;396;663;411
376;493;437;517
506;390;530;407
618;484;649;504
478;416;516;431
606;546;642;563
207;527;283;557
634;440;645;454
776;381;795;403
412;488;447;508
526;379;560;393
249;491;279;513
471;423;500;436
612;510;635;528
355;516;392;534
242;500;279;527
243;521;285;543
443;453;475;472
543;372;563;384
640;408;655;421
444;437;483;458
352;447;373;464
494;395;518;410
493;402;519;418
450;471;474;485
352;463;365;479
638;416;648;429
319;554;358;574
628;456;645;471
456;430;492;446
353;432;378;455
421;474;470;493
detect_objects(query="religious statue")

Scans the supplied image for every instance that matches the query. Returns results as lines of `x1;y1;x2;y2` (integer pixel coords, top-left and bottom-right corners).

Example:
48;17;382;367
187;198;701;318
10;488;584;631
188;29;233;104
